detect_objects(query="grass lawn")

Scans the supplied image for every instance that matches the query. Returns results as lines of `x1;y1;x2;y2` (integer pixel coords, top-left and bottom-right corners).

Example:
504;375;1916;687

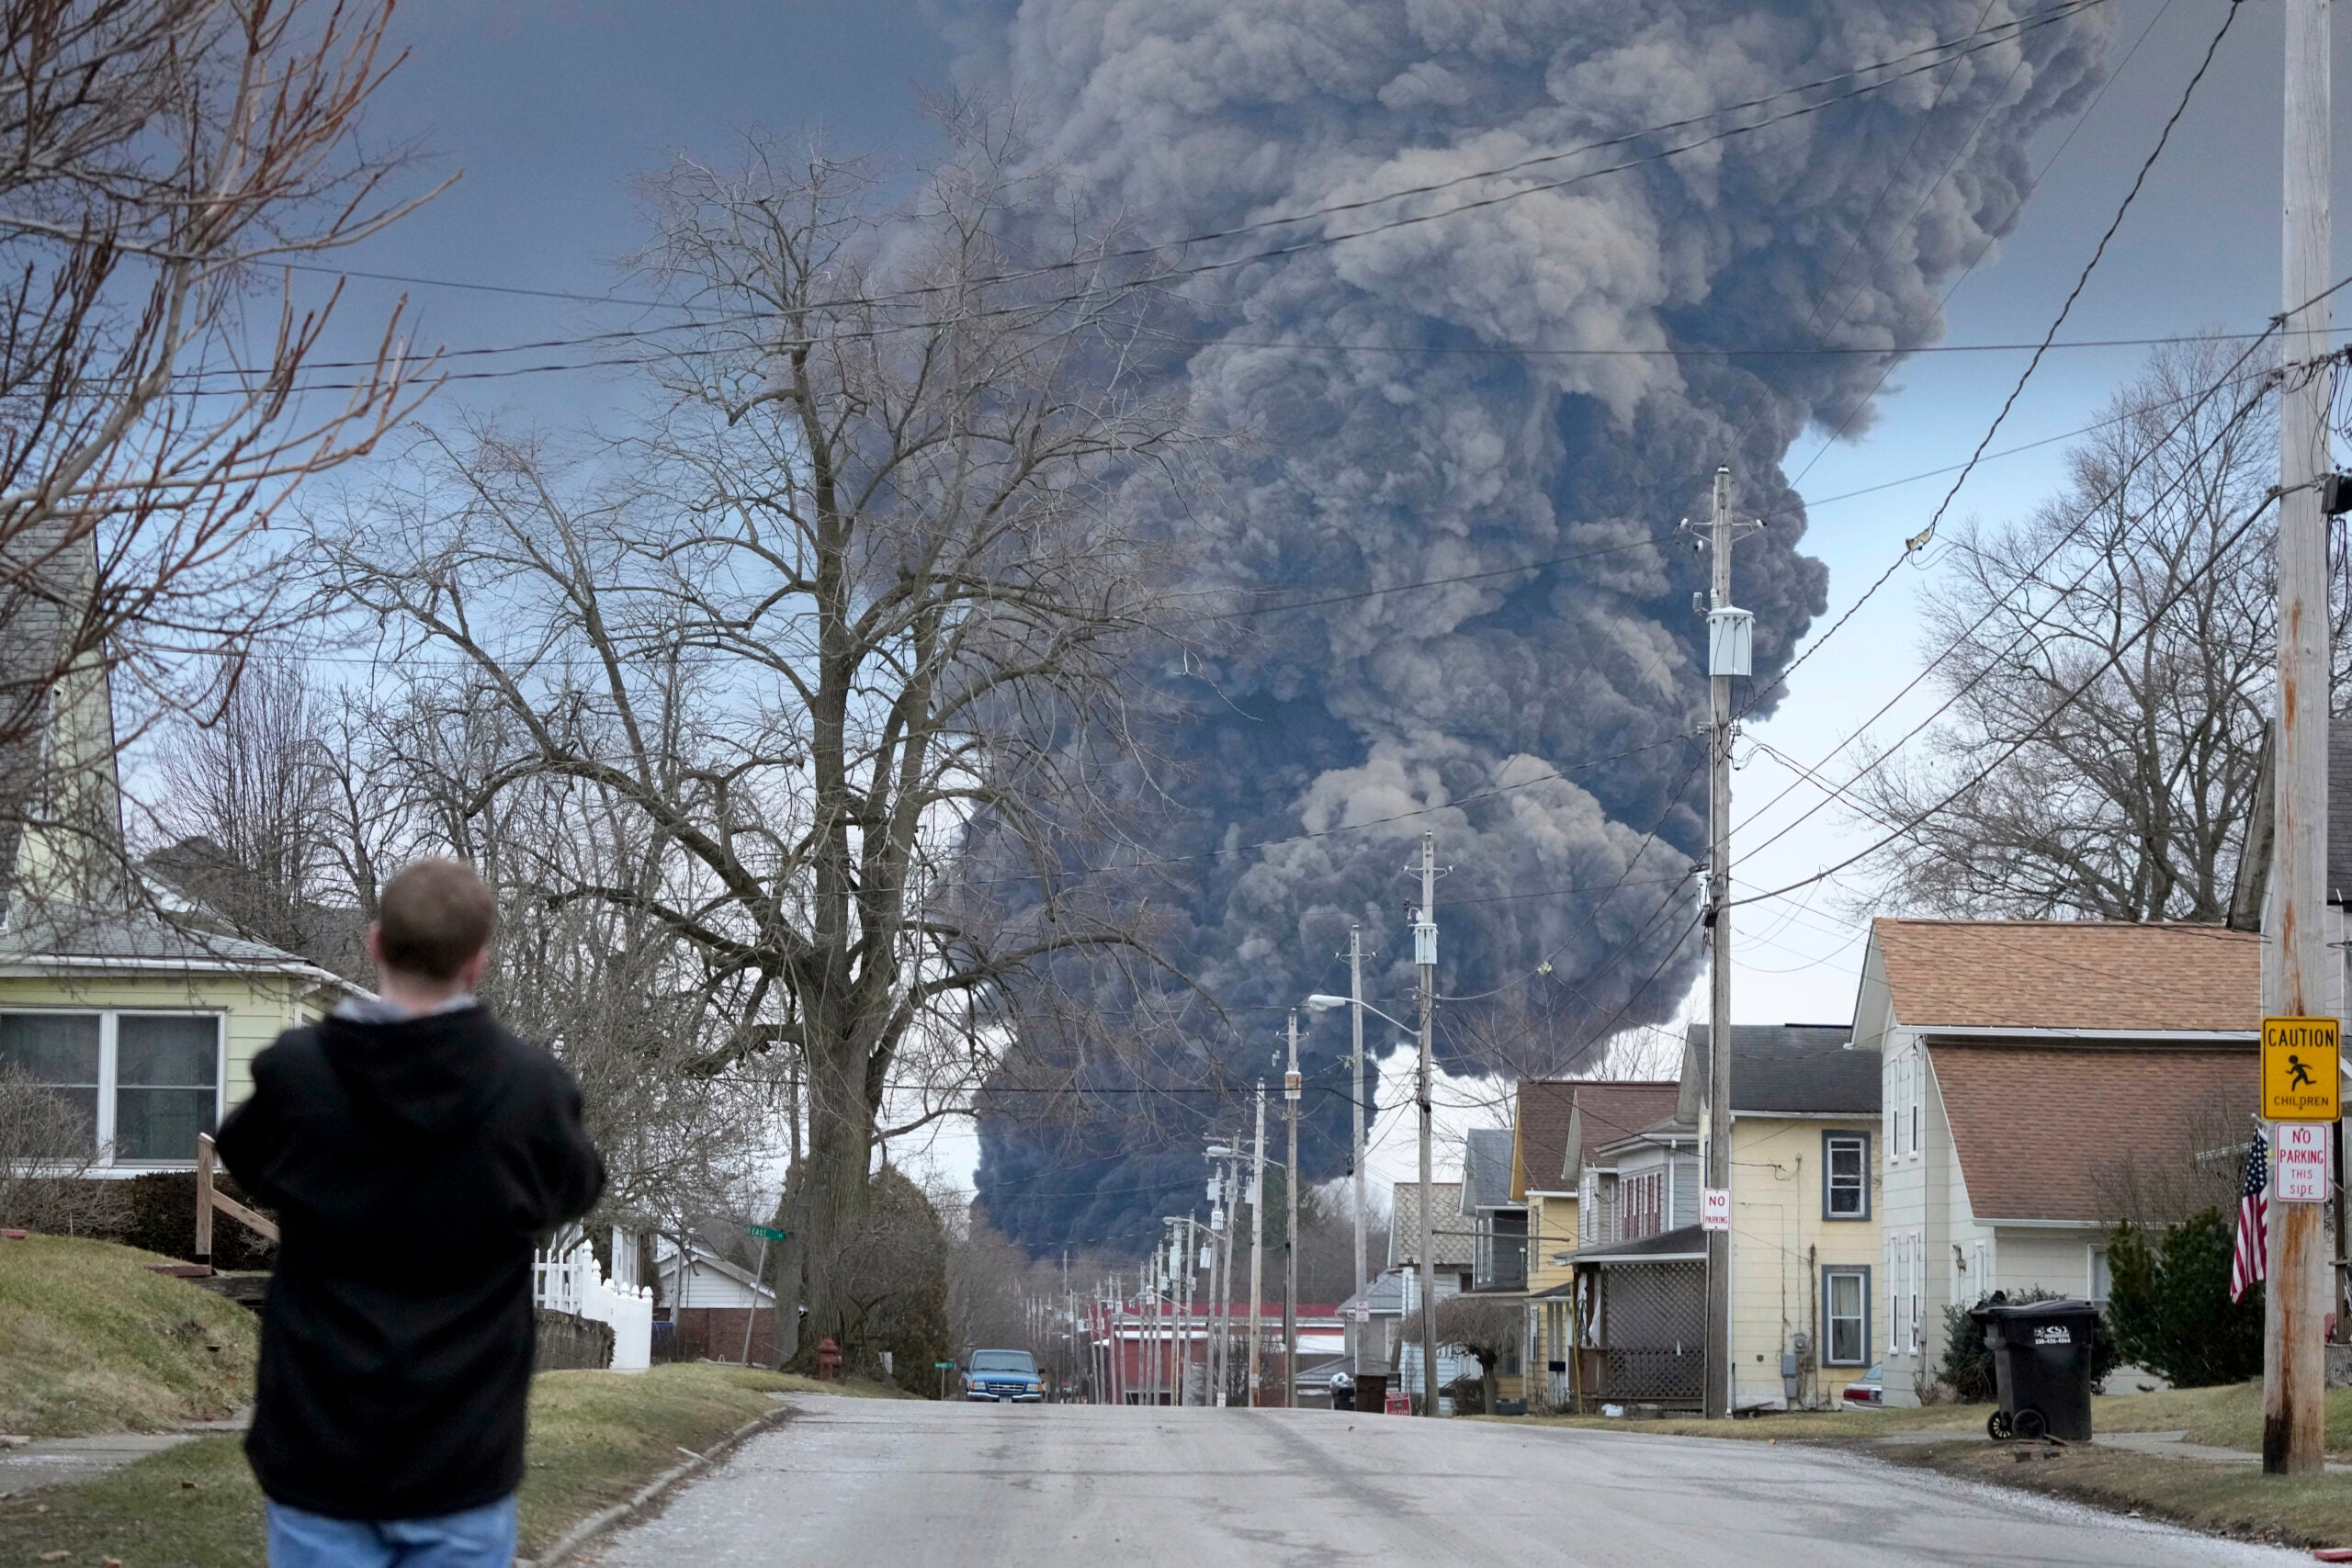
1884;1439;2352;1551
0;1235;259;1438
0;1363;909;1567
1503;1381;2352;1454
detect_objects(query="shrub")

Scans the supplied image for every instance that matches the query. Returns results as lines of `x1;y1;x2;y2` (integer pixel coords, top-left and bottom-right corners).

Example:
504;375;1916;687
1937;1287;2120;1402
2104;1210;2263;1387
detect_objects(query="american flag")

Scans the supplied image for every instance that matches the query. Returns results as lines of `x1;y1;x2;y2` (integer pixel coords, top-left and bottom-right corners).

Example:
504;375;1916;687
2230;1132;2269;1303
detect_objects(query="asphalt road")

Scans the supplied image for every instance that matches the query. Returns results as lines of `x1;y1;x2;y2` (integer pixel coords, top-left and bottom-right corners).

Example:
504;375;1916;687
589;1399;2299;1568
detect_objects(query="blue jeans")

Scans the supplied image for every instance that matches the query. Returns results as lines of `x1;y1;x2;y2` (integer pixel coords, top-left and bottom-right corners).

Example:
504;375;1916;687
265;1495;516;1568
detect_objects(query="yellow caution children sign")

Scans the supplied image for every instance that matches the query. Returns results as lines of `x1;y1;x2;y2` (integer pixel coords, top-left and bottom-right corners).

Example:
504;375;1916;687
2263;1016;2340;1122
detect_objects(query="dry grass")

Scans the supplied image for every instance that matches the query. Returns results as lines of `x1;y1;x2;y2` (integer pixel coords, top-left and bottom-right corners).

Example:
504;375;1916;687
1888;1439;2352;1551
0;1362;910;1567
0;1234;258;1437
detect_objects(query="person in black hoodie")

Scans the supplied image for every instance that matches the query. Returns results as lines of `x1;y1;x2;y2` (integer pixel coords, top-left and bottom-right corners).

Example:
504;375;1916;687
217;858;605;1568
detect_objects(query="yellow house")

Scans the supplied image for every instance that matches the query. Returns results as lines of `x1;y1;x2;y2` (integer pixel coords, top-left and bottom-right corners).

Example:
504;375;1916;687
1512;1078;1680;1410
1681;1024;1885;1411
0;656;351;1174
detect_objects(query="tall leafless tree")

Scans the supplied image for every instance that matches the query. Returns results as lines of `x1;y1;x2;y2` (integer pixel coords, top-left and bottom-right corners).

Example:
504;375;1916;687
1853;338;2352;920
311;122;1204;1362
0;0;435;878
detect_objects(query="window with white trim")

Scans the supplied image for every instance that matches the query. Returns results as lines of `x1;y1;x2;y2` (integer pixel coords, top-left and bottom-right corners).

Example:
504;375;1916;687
2089;1245;2111;1305
1824;1267;1870;1367
0;1010;222;1165
1824;1132;1869;1219
1900;1232;1918;1354
1910;1049;1923;1156
1887;1235;1903;1353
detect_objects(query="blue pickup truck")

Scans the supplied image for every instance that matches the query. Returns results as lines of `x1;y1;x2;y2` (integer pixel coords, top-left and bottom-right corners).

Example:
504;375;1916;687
963;1348;1046;1403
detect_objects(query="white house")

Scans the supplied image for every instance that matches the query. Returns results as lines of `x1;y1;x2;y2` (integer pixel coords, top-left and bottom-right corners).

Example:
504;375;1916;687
1858;919;2260;1405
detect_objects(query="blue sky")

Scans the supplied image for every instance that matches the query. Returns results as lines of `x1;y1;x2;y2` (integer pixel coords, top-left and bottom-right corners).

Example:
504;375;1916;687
301;0;2346;1188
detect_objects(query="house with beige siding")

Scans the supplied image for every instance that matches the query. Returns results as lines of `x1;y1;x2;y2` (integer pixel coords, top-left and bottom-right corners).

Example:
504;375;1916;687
1682;1023;1883;1411
0;654;352;1173
1859;919;2259;1405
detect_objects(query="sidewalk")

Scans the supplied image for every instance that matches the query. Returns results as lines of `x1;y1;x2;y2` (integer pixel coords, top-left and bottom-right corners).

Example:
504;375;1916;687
0;1413;248;1498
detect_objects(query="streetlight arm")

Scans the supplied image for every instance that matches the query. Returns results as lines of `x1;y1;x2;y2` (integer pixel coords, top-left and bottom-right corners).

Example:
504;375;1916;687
1304;994;1415;1032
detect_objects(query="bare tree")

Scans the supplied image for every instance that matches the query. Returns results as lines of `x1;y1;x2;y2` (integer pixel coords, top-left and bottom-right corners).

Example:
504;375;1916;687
1851;337;2343;920
147;655;347;963
1399;1292;1524;1415
0;0;435;879
0;1065;129;1233
311;122;1202;1362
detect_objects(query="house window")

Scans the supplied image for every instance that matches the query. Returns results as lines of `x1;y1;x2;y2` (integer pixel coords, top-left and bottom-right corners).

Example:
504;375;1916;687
1887;1235;1903;1354
0;1010;221;1165
1823;1132;1869;1220
1911;1050;1923;1156
1622;1169;1665;1239
1823;1267;1870;1367
2089;1246;2111;1305
1900;1232;1918;1354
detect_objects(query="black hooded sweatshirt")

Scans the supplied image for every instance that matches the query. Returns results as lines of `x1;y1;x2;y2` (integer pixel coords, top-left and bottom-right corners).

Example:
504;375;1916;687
215;1005;604;1520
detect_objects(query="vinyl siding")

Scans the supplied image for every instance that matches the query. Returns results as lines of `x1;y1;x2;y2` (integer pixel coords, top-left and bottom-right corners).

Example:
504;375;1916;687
1725;1115;1883;1411
0;968;326;1161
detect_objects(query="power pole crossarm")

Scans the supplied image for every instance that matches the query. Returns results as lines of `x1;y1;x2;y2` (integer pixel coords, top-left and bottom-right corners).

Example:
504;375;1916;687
2267;0;2332;1475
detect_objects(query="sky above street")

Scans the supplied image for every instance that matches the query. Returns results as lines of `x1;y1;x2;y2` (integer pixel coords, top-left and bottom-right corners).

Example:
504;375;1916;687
305;0;2350;1194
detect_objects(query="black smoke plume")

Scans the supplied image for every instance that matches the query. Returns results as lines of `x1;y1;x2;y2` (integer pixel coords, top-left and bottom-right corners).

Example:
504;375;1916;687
951;0;2110;1254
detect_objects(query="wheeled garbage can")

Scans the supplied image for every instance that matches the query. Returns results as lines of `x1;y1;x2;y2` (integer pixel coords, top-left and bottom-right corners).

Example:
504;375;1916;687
1967;1297;2098;1442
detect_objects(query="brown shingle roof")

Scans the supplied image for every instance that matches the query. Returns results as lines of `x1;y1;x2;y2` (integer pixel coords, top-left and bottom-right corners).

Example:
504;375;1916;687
1874;919;2258;1033
1933;1042;2258;1223
1514;1082;1578;1198
1561;1083;1682;1180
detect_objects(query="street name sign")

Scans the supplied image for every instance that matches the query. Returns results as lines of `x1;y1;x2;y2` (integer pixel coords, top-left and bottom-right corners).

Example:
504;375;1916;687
2262;1016;2339;1122
748;1224;788;1243
1701;1189;1730;1232
2276;1122;2331;1203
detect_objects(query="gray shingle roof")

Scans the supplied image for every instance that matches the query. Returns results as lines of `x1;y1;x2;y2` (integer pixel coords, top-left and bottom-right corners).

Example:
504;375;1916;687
1680;1023;1877;1116
1387;1180;1472;1269
1568;1222;1708;1263
0;899;327;971
1460;1127;1517;1215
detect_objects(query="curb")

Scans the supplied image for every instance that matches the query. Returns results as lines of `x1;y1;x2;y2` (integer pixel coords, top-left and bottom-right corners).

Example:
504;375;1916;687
519;1398;797;1568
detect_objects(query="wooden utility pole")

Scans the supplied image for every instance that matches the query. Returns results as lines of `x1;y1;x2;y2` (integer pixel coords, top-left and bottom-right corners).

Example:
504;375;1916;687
2267;0;2333;1477
1249;1080;1267;1406
1414;831;1439;1416
1350;926;1369;1301
1698;466;1757;1421
1284;1008;1302;1408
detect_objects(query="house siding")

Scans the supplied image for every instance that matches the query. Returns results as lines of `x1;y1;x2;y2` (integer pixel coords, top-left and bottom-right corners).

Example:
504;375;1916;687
1881;1029;1935;1404
1726;1115;1883;1411
0;967;321;1164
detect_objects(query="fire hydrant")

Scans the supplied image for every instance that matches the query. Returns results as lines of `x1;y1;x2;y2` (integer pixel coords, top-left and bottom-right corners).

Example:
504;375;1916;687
815;1337;842;1382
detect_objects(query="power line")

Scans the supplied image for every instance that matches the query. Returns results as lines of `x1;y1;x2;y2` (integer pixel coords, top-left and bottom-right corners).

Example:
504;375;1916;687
1742;0;2251;715
259;0;2109;333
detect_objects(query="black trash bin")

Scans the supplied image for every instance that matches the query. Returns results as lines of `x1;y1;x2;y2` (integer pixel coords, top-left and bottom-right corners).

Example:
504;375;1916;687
1967;1297;2098;1442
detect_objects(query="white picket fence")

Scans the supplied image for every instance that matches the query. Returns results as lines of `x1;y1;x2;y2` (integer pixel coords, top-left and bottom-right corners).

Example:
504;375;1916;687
534;1225;652;1372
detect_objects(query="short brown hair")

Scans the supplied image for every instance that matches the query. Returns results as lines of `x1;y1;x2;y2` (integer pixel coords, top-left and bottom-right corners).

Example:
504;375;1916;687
375;859;495;982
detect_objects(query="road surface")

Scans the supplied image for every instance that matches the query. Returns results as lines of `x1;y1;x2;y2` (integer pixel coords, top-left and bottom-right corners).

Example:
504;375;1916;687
589;1399;2295;1567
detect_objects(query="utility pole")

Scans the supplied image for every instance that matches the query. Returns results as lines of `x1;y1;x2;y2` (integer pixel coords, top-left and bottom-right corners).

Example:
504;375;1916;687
2267;0;2333;1478
1350;926;1368;1300
1249;1080;1267;1407
1181;1216;1197;1405
1696;465;1758;1421
1285;1008;1302;1409
1414;830;1439;1416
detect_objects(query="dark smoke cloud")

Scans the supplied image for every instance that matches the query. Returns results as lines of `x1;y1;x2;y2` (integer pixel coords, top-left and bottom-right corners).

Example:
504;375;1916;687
956;0;2110;1253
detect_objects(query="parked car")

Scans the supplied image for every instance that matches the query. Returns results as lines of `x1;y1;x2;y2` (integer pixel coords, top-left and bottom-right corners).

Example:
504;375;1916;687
1840;1364;1884;1407
964;1348;1046;1403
